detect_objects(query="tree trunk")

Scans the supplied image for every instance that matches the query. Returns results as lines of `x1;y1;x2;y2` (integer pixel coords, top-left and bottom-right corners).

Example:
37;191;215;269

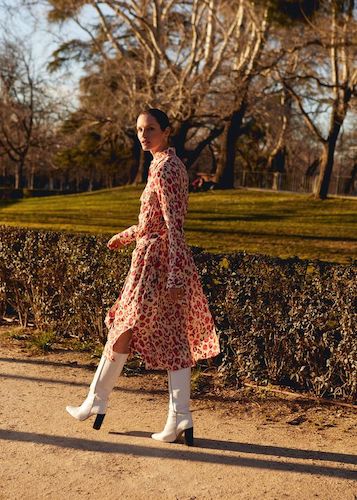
88;170;94;191
314;122;341;200
214;101;247;188
313;4;353;200
268;147;286;173
62;172;70;191
172;120;191;159
106;173;113;189
29;168;35;189
305;159;319;177
75;173;80;192
132;149;152;185
185;126;224;169
133;149;145;184
208;143;217;173
343;163;357;195
128;135;143;184
15;162;24;189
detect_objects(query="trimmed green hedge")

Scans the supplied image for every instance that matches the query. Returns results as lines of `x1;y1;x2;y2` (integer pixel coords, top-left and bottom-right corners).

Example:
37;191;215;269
0;226;356;401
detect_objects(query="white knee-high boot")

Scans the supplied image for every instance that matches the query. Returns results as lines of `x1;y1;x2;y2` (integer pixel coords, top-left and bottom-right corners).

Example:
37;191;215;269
66;352;128;429
151;367;194;446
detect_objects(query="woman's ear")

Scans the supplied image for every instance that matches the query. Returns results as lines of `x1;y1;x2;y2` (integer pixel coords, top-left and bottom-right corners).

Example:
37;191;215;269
165;126;172;145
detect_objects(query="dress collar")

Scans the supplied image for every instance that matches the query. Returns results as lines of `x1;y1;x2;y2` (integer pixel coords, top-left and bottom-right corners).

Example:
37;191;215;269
152;146;176;160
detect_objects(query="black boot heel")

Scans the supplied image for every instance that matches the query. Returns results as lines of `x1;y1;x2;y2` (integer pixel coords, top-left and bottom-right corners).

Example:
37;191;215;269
93;414;105;430
184;427;194;446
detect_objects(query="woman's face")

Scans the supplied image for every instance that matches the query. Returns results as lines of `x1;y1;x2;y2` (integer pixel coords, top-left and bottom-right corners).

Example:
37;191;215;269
136;113;170;154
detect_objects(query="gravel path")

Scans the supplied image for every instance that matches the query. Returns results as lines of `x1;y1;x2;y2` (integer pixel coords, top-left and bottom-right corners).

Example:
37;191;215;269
1;335;356;500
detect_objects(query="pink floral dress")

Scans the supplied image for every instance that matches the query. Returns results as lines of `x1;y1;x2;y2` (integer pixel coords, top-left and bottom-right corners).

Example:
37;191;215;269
103;147;220;370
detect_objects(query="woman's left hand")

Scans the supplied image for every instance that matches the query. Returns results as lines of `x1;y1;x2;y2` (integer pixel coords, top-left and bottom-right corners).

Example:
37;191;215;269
167;287;185;303
107;234;124;250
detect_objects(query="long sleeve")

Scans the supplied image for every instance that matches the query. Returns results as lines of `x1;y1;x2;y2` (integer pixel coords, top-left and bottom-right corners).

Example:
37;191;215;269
117;224;138;246
155;161;186;289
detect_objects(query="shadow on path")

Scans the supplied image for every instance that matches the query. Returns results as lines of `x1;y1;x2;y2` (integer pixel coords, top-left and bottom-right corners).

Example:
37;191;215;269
0;356;100;371
0;371;253;403
0;428;356;479
112;431;357;466
0;371;166;396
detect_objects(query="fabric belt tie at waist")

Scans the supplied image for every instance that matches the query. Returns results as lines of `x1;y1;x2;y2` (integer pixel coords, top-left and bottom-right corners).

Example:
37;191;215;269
137;231;167;240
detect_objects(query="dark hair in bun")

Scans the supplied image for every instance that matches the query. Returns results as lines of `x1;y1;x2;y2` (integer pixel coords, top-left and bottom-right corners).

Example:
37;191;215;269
139;108;171;131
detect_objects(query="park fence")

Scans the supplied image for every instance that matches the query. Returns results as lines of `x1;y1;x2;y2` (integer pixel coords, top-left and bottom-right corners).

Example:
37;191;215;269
235;170;357;196
0;226;356;401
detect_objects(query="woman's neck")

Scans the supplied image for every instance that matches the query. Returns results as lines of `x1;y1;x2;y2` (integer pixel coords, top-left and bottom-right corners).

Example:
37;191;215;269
150;142;169;155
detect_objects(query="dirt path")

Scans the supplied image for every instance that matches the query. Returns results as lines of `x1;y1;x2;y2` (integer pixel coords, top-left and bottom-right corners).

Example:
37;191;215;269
0;331;356;500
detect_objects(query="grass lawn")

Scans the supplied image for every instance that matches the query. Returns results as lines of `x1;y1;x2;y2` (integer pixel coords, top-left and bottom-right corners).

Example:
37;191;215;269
0;186;356;263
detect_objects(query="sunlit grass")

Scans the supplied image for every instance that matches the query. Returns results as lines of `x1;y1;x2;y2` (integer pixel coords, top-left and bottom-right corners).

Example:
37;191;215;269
1;186;356;263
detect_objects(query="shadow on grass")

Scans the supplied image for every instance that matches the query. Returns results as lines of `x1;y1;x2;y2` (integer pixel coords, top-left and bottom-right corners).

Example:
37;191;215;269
0;428;356;478
0;199;23;208
187;213;290;222
186;226;357;242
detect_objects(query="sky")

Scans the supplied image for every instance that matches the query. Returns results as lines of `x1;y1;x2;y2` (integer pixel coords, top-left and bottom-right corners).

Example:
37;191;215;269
0;0;86;106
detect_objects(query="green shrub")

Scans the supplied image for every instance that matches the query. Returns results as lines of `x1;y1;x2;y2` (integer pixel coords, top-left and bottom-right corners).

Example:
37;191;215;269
28;330;56;352
222;255;356;400
0;225;132;344
0;225;355;401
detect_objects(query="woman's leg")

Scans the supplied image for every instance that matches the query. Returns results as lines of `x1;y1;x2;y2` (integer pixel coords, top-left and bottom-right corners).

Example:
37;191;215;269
151;367;194;446
65;331;132;428
112;328;133;354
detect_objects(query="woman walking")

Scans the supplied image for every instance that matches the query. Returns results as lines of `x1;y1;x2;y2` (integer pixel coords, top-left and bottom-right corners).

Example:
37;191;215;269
66;109;220;446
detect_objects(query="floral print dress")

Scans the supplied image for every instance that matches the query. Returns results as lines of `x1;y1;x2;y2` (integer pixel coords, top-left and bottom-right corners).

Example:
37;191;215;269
103;147;220;370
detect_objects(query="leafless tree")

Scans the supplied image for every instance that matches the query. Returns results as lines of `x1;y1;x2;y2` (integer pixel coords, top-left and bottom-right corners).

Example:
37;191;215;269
278;0;357;199
210;0;270;187
0;40;39;188
40;1;274;184
15;0;356;196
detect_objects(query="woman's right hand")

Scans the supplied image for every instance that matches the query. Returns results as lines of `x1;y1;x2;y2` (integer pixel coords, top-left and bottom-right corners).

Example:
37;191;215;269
107;234;125;250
